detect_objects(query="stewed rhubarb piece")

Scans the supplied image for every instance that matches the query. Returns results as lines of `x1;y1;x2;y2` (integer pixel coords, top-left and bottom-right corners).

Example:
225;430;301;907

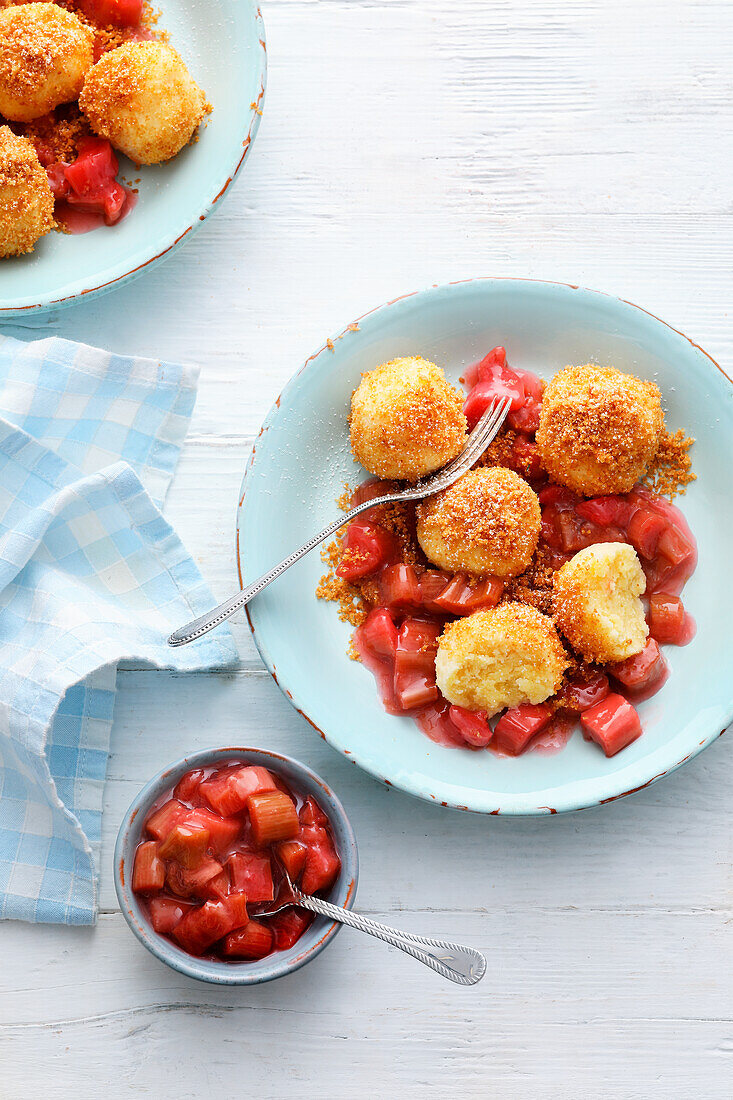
173;900;234;956
132;841;165;894
627;508;666;560
145;798;187;842
448;706;492;748
226;851;274;903
563;670;610;711
147;896;195;935
337;520;395;582
204;870;230;901
158;822;210;868
394;619;441;673
476;345;508;380
359;607;398;660
508;366;544;432
63;138;127;226
432;573;502;615
380;564;421;609
656;524;694;567
575;496;633;527
274;840;307;882
166;856;224;900
78;0;144;26
610;639;667;695
581;694;641;757
271;910;313;951
223;892;250;931
300;826;341;895
183;808;240;852
648;594;686;645
174;768;206;803
418;569;453;612
299;797;329;828
494;703;553;755
463;348;525;428
200;765;276;817
248;790;300;847
394;668;439;710
222;921;273;959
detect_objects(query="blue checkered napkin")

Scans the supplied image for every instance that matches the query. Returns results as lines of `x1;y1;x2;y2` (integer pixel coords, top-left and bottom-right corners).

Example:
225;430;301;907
0;335;237;924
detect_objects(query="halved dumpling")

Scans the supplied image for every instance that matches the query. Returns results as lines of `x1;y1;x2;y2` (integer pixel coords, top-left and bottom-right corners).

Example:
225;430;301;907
553;542;648;664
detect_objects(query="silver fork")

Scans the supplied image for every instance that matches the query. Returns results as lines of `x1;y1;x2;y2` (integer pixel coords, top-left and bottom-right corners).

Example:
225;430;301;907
257;867;486;987
168;395;511;647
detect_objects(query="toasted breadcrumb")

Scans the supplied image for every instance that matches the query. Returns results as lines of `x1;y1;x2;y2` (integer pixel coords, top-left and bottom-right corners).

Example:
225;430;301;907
503;543;560;616
641;428;695;500
20;104;90;160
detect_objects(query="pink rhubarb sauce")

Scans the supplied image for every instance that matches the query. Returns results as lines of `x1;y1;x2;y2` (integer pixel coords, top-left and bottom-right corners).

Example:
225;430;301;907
132;760;341;961
346;347;697;759
40;137;136;235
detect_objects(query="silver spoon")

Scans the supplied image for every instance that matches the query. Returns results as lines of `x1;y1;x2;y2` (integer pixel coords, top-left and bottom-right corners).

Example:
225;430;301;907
258;867;486;986
168;395;511;647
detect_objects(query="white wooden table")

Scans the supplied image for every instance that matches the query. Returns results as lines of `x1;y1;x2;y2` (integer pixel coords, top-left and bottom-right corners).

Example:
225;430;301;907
2;1;732;1095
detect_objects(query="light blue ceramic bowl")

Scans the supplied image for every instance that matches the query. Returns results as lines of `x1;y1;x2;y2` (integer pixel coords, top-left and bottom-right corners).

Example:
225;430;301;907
115;747;358;985
236;278;733;815
0;0;265;315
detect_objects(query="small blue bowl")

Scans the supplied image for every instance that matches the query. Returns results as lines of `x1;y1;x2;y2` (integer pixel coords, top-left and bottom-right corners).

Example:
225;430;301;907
114;747;358;985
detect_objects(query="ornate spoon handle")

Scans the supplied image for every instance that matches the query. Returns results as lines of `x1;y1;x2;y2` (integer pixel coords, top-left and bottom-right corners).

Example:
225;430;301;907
295;892;486;986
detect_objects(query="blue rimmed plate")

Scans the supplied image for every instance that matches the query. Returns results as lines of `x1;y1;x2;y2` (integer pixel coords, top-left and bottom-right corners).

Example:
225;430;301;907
236;279;733;815
0;0;265;314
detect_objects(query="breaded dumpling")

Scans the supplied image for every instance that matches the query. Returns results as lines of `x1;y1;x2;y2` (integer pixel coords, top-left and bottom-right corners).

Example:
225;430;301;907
417;466;540;578
0;3;93;122
0;126;54;257
349;356;467;481
536;364;664;496
553;542;648;664
435;603;568;716
80;42;206;165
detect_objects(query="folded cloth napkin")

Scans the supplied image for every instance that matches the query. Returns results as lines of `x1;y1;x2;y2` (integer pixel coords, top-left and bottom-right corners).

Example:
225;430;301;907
0;335;237;925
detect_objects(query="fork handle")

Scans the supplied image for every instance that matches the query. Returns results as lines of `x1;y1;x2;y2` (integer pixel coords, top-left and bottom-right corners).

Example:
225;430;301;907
294;893;486;986
167;494;396;646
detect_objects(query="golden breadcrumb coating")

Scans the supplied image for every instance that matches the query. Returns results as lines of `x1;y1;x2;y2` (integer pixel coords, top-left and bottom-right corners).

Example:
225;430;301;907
536;363;664;496
553;542;648;664
0;3;93;122
0;124;54;256
349;356;467;481
416;466;540;578
435;602;568;715
79;41;206;165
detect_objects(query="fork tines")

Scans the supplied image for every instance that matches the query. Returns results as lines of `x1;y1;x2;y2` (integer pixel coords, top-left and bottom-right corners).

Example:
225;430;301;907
423;395;512;492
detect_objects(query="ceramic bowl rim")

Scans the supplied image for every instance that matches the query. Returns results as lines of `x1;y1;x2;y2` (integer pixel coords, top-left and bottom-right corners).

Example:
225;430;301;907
0;0;267;315
114;746;359;985
236;276;733;816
